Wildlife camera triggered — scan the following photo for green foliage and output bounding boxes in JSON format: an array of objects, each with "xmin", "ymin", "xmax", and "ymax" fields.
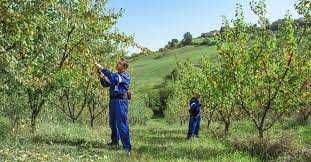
[
  {"xmin": 0, "ymin": 79, "xmax": 27, "ymax": 131},
  {"xmin": 165, "ymin": 80, "xmax": 189, "ymax": 124},
  {"xmin": 165, "ymin": 57, "xmax": 237, "ymax": 134},
  {"xmin": 295, "ymin": 0, "xmax": 311, "ymax": 20},
  {"xmin": 165, "ymin": 38, "xmax": 179, "ymax": 49},
  {"xmin": 165, "ymin": 0, "xmax": 310, "ymax": 138},
  {"xmin": 215, "ymin": 0, "xmax": 310, "ymax": 138},
  {"xmin": 182, "ymin": 32, "xmax": 193, "ymax": 46},
  {"xmin": 0, "ymin": 1, "xmax": 309, "ymax": 161},
  {"xmin": 129, "ymin": 96, "xmax": 153, "ymax": 125},
  {"xmin": 171, "ymin": 38, "xmax": 179, "ymax": 45},
  {"xmin": 0, "ymin": 0, "xmax": 133, "ymax": 132},
  {"xmin": 200, "ymin": 37, "xmax": 217, "ymax": 46},
  {"xmin": 144, "ymin": 90, "xmax": 161, "ymax": 111},
  {"xmin": 143, "ymin": 82, "xmax": 172, "ymax": 117}
]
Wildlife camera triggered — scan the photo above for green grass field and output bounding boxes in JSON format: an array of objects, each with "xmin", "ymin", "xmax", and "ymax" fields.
[
  {"xmin": 131, "ymin": 45, "xmax": 217, "ymax": 92},
  {"xmin": 1, "ymin": 118, "xmax": 309, "ymax": 161},
  {"xmin": 1, "ymin": 119, "xmax": 262, "ymax": 162}
]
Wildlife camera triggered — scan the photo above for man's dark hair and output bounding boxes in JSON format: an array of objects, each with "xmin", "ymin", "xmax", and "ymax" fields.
[{"xmin": 120, "ymin": 58, "xmax": 129, "ymax": 69}]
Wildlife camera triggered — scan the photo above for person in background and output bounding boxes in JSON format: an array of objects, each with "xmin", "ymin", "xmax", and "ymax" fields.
[{"xmin": 187, "ymin": 93, "xmax": 201, "ymax": 139}]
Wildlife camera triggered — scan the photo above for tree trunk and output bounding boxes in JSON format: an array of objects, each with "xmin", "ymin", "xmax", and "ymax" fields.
[
  {"xmin": 71, "ymin": 117, "xmax": 76, "ymax": 124},
  {"xmin": 31, "ymin": 111, "xmax": 37, "ymax": 133},
  {"xmin": 12, "ymin": 116, "xmax": 20, "ymax": 133},
  {"xmin": 258, "ymin": 127, "xmax": 264, "ymax": 139},
  {"xmin": 207, "ymin": 118, "xmax": 212, "ymax": 129},
  {"xmin": 27, "ymin": 89, "xmax": 45, "ymax": 133},
  {"xmin": 207, "ymin": 109, "xmax": 215, "ymax": 129},
  {"xmin": 224, "ymin": 121, "xmax": 230, "ymax": 136},
  {"xmin": 180, "ymin": 116, "xmax": 183, "ymax": 126},
  {"xmin": 90, "ymin": 117, "xmax": 95, "ymax": 128}
]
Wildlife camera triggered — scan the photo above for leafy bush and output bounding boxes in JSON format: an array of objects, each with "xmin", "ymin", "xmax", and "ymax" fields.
[
  {"xmin": 200, "ymin": 38, "xmax": 217, "ymax": 46},
  {"xmin": 182, "ymin": 32, "xmax": 193, "ymax": 46},
  {"xmin": 129, "ymin": 96, "xmax": 153, "ymax": 125},
  {"xmin": 165, "ymin": 82, "xmax": 189, "ymax": 124},
  {"xmin": 144, "ymin": 89, "xmax": 161, "ymax": 115},
  {"xmin": 229, "ymin": 132, "xmax": 302, "ymax": 160},
  {"xmin": 144, "ymin": 86, "xmax": 172, "ymax": 118}
]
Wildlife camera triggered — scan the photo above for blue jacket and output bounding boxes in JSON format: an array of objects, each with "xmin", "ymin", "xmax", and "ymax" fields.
[
  {"xmin": 189, "ymin": 97, "xmax": 201, "ymax": 116},
  {"xmin": 100, "ymin": 69, "xmax": 131, "ymax": 99}
]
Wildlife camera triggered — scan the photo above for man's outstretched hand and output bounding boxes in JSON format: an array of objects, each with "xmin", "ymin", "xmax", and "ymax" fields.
[
  {"xmin": 94, "ymin": 62, "xmax": 104, "ymax": 79},
  {"xmin": 94, "ymin": 62, "xmax": 103, "ymax": 70}
]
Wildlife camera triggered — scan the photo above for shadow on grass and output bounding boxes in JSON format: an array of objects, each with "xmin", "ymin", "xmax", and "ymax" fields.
[
  {"xmin": 137, "ymin": 135, "xmax": 186, "ymax": 145},
  {"xmin": 134, "ymin": 128, "xmax": 186, "ymax": 137},
  {"xmin": 133, "ymin": 127, "xmax": 232, "ymax": 160},
  {"xmin": 135, "ymin": 144, "xmax": 231, "ymax": 160},
  {"xmin": 134, "ymin": 127, "xmax": 188, "ymax": 145},
  {"xmin": 28, "ymin": 123, "xmax": 232, "ymax": 161},
  {"xmin": 31, "ymin": 135, "xmax": 112, "ymax": 150}
]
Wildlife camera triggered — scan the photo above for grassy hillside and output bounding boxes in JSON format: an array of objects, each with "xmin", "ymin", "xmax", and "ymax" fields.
[{"xmin": 130, "ymin": 45, "xmax": 217, "ymax": 92}]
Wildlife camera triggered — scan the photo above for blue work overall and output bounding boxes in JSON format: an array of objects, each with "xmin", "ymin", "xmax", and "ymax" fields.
[
  {"xmin": 100, "ymin": 69, "xmax": 131, "ymax": 151},
  {"xmin": 187, "ymin": 98, "xmax": 201, "ymax": 138}
]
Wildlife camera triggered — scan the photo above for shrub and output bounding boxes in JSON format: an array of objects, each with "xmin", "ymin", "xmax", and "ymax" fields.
[
  {"xmin": 129, "ymin": 96, "xmax": 153, "ymax": 125},
  {"xmin": 182, "ymin": 32, "xmax": 193, "ymax": 46},
  {"xmin": 200, "ymin": 38, "xmax": 217, "ymax": 46},
  {"xmin": 229, "ymin": 132, "xmax": 304, "ymax": 161}
]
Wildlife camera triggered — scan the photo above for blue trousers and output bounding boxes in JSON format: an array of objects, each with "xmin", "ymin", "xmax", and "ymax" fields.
[
  {"xmin": 187, "ymin": 115, "xmax": 201, "ymax": 137},
  {"xmin": 109, "ymin": 99, "xmax": 131, "ymax": 151}
]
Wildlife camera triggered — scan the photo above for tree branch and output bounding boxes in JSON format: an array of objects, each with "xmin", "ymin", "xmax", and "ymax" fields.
[{"xmin": 59, "ymin": 26, "xmax": 75, "ymax": 68}]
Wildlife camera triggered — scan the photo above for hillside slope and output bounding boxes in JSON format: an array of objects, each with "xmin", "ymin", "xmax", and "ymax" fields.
[{"xmin": 130, "ymin": 45, "xmax": 217, "ymax": 92}]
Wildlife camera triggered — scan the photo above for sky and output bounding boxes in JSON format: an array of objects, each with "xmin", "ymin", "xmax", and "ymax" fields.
[{"xmin": 106, "ymin": 0, "xmax": 300, "ymax": 53}]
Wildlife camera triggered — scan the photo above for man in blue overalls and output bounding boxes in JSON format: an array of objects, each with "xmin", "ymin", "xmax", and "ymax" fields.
[
  {"xmin": 187, "ymin": 93, "xmax": 201, "ymax": 139},
  {"xmin": 96, "ymin": 59, "xmax": 131, "ymax": 154}
]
